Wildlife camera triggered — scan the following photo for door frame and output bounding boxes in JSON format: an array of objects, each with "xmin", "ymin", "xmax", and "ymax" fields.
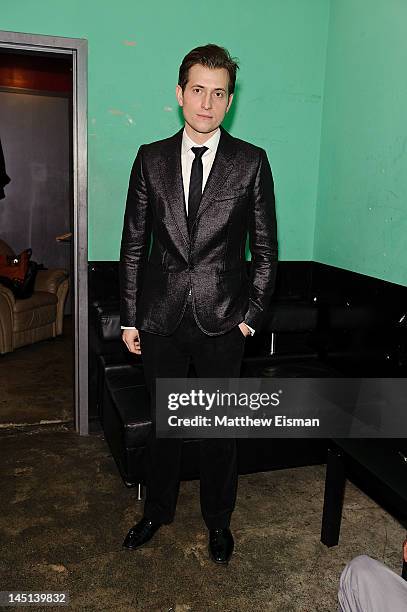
[{"xmin": 0, "ymin": 31, "xmax": 89, "ymax": 434}]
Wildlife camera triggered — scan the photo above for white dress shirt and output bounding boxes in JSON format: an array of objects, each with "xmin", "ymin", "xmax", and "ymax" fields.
[
  {"xmin": 122, "ymin": 126, "xmax": 254, "ymax": 335},
  {"xmin": 181, "ymin": 126, "xmax": 221, "ymax": 209}
]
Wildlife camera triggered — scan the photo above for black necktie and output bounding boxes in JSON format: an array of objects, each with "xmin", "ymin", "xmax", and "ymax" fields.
[{"xmin": 187, "ymin": 146, "xmax": 208, "ymax": 233}]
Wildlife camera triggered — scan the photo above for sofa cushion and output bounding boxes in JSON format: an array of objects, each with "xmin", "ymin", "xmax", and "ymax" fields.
[
  {"xmin": 13, "ymin": 291, "xmax": 57, "ymax": 332},
  {"xmin": 264, "ymin": 301, "xmax": 318, "ymax": 332},
  {"xmin": 92, "ymin": 302, "xmax": 121, "ymax": 342},
  {"xmin": 13, "ymin": 290, "xmax": 57, "ymax": 312},
  {"xmin": 243, "ymin": 357, "xmax": 340, "ymax": 378}
]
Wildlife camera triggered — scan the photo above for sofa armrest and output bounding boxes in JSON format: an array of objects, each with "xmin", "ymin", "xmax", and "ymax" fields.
[
  {"xmin": 0, "ymin": 283, "xmax": 15, "ymax": 308},
  {"xmin": 35, "ymin": 269, "xmax": 68, "ymax": 294},
  {"xmin": 0, "ymin": 285, "xmax": 15, "ymax": 354}
]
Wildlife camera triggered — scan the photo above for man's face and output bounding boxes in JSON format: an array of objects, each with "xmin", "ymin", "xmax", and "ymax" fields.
[{"xmin": 176, "ymin": 64, "xmax": 233, "ymax": 142}]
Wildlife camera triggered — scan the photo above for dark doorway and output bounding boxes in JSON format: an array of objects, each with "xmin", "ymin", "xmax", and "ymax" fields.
[
  {"xmin": 0, "ymin": 49, "xmax": 74, "ymax": 429},
  {"xmin": 0, "ymin": 31, "xmax": 88, "ymax": 436}
]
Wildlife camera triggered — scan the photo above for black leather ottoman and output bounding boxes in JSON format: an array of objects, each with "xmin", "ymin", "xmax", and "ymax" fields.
[
  {"xmin": 101, "ymin": 353, "xmax": 330, "ymax": 489},
  {"xmin": 100, "ymin": 355, "xmax": 149, "ymax": 487}
]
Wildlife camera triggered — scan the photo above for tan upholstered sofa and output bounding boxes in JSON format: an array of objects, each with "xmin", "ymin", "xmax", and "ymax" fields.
[{"xmin": 0, "ymin": 239, "xmax": 69, "ymax": 354}]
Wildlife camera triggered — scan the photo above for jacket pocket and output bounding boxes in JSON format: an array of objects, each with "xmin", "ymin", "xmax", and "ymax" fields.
[{"xmin": 215, "ymin": 187, "xmax": 249, "ymax": 202}]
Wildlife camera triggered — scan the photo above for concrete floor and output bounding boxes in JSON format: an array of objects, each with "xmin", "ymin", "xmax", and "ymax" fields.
[
  {"xmin": 0, "ymin": 317, "xmax": 73, "ymax": 428},
  {"xmin": 1, "ymin": 426, "xmax": 405, "ymax": 611}
]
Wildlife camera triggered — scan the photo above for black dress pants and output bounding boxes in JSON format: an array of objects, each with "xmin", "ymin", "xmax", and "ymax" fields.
[{"xmin": 139, "ymin": 296, "xmax": 246, "ymax": 529}]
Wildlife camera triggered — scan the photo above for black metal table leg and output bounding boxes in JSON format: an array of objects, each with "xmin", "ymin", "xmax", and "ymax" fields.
[{"xmin": 321, "ymin": 445, "xmax": 346, "ymax": 547}]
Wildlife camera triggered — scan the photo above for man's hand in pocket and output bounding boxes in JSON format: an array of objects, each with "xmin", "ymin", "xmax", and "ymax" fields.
[{"xmin": 122, "ymin": 328, "xmax": 141, "ymax": 355}]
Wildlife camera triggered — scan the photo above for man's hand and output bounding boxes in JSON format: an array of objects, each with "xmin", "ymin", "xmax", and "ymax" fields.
[
  {"xmin": 122, "ymin": 328, "xmax": 141, "ymax": 355},
  {"xmin": 403, "ymin": 538, "xmax": 407, "ymax": 563},
  {"xmin": 238, "ymin": 322, "xmax": 251, "ymax": 337}
]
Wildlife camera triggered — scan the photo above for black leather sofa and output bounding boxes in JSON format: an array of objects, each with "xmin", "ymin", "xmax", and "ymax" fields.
[{"xmin": 89, "ymin": 261, "xmax": 406, "ymax": 488}]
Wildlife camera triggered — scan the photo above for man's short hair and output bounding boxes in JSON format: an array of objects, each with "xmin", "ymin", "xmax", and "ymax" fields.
[{"xmin": 178, "ymin": 44, "xmax": 239, "ymax": 95}]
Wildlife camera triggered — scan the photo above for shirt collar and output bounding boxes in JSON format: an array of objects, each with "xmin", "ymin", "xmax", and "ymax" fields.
[{"xmin": 182, "ymin": 127, "xmax": 221, "ymax": 155}]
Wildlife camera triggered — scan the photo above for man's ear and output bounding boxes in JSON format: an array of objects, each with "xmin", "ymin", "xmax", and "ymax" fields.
[
  {"xmin": 226, "ymin": 93, "xmax": 234, "ymax": 113},
  {"xmin": 175, "ymin": 84, "xmax": 184, "ymax": 107}
]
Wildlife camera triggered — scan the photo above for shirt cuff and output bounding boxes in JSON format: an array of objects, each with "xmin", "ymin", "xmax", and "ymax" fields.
[
  {"xmin": 121, "ymin": 326, "xmax": 136, "ymax": 329},
  {"xmin": 244, "ymin": 322, "xmax": 255, "ymax": 336}
]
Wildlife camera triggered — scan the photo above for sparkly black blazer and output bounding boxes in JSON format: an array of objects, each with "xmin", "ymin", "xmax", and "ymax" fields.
[{"xmin": 120, "ymin": 125, "xmax": 278, "ymax": 336}]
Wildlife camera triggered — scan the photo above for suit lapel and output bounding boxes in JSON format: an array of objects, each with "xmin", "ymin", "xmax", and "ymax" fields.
[
  {"xmin": 191, "ymin": 126, "xmax": 236, "ymax": 230},
  {"xmin": 159, "ymin": 125, "xmax": 237, "ymax": 254},
  {"xmin": 159, "ymin": 128, "xmax": 190, "ymax": 253}
]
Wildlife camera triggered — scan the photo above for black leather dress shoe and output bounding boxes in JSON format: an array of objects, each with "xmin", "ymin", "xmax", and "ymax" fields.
[
  {"xmin": 208, "ymin": 528, "xmax": 234, "ymax": 565},
  {"xmin": 122, "ymin": 517, "xmax": 161, "ymax": 550}
]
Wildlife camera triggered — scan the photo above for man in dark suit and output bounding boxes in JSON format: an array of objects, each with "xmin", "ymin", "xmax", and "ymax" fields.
[{"xmin": 120, "ymin": 44, "xmax": 278, "ymax": 564}]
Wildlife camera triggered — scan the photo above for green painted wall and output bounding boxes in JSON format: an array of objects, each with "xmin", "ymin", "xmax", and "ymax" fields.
[
  {"xmin": 314, "ymin": 0, "xmax": 407, "ymax": 286},
  {"xmin": 2, "ymin": 0, "xmax": 330, "ymax": 261}
]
